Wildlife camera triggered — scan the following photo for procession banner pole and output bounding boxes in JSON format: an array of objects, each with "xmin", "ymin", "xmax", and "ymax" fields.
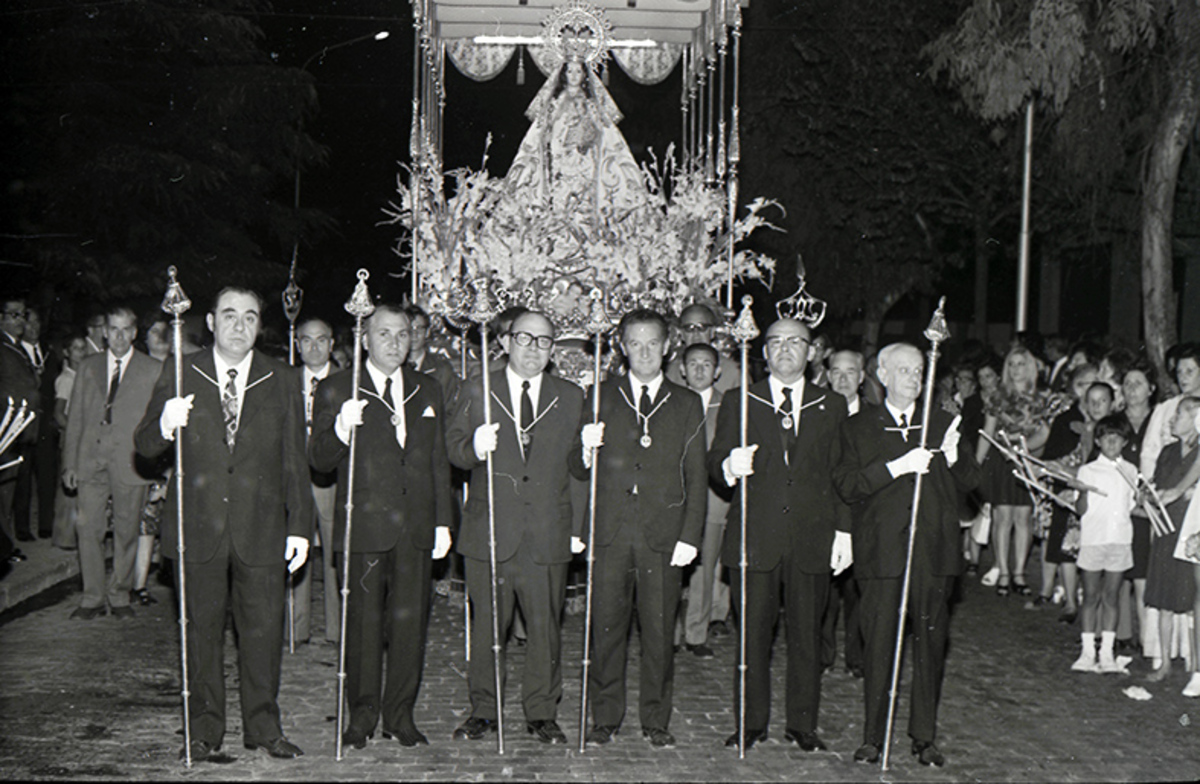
[
  {"xmin": 478, "ymin": 321, "xmax": 506, "ymax": 755},
  {"xmin": 160, "ymin": 266, "xmax": 193, "ymax": 768},
  {"xmin": 578, "ymin": 292, "xmax": 612, "ymax": 753},
  {"xmin": 335, "ymin": 269, "xmax": 375, "ymax": 762},
  {"xmin": 729, "ymin": 295, "xmax": 758, "ymax": 759},
  {"xmin": 282, "ymin": 269, "xmax": 302, "ymax": 655},
  {"xmin": 881, "ymin": 298, "xmax": 950, "ymax": 771}
]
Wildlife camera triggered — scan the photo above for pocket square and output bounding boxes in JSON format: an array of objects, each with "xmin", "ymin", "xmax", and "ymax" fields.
[{"xmin": 422, "ymin": 405, "xmax": 436, "ymax": 418}]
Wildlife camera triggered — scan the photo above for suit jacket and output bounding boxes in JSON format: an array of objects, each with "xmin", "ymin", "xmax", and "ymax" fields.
[
  {"xmin": 411, "ymin": 350, "xmax": 460, "ymax": 410},
  {"xmin": 134, "ymin": 350, "xmax": 312, "ymax": 566},
  {"xmin": 569, "ymin": 375, "xmax": 707, "ymax": 552},
  {"xmin": 0, "ymin": 331, "xmax": 39, "ymax": 444},
  {"xmin": 309, "ymin": 364, "xmax": 452, "ymax": 554},
  {"xmin": 446, "ymin": 369, "xmax": 585, "ymax": 565},
  {"xmin": 62, "ymin": 350, "xmax": 162, "ymax": 486},
  {"xmin": 707, "ymin": 378, "xmax": 850, "ymax": 573},
  {"xmin": 832, "ymin": 403, "xmax": 980, "ymax": 579},
  {"xmin": 297, "ymin": 367, "xmax": 337, "ymax": 488}
]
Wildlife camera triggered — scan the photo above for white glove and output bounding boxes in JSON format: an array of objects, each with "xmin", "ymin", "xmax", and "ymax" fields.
[
  {"xmin": 722, "ymin": 444, "xmax": 759, "ymax": 485},
  {"xmin": 940, "ymin": 414, "xmax": 962, "ymax": 468},
  {"xmin": 334, "ymin": 398, "xmax": 368, "ymax": 445},
  {"xmin": 159, "ymin": 394, "xmax": 194, "ymax": 440},
  {"xmin": 285, "ymin": 536, "xmax": 309, "ymax": 574},
  {"xmin": 581, "ymin": 422, "xmax": 605, "ymax": 469},
  {"xmin": 669, "ymin": 541, "xmax": 698, "ymax": 567},
  {"xmin": 473, "ymin": 422, "xmax": 500, "ymax": 460},
  {"xmin": 887, "ymin": 447, "xmax": 933, "ymax": 478},
  {"xmin": 571, "ymin": 536, "xmax": 587, "ymax": 554},
  {"xmin": 830, "ymin": 530, "xmax": 853, "ymax": 575},
  {"xmin": 432, "ymin": 526, "xmax": 452, "ymax": 559}
]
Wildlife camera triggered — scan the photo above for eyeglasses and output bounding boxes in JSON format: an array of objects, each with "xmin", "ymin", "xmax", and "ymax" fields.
[
  {"xmin": 680, "ymin": 323, "xmax": 713, "ymax": 333},
  {"xmin": 766, "ymin": 336, "xmax": 810, "ymax": 351},
  {"xmin": 511, "ymin": 331, "xmax": 554, "ymax": 350},
  {"xmin": 3, "ymin": 309, "xmax": 26, "ymax": 319}
]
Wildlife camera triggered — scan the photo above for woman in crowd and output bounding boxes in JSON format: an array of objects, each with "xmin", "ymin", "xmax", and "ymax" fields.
[
  {"xmin": 977, "ymin": 345, "xmax": 1061, "ymax": 596},
  {"xmin": 1116, "ymin": 359, "xmax": 1158, "ymax": 658}
]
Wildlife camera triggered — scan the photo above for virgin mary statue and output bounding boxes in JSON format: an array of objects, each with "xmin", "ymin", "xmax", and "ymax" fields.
[{"xmin": 505, "ymin": 56, "xmax": 648, "ymax": 222}]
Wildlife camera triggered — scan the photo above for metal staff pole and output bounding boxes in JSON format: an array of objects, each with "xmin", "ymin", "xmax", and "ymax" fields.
[
  {"xmin": 578, "ymin": 291, "xmax": 612, "ymax": 752},
  {"xmin": 335, "ymin": 269, "xmax": 375, "ymax": 761},
  {"xmin": 729, "ymin": 296, "xmax": 759, "ymax": 759},
  {"xmin": 160, "ymin": 266, "xmax": 194, "ymax": 767},
  {"xmin": 282, "ymin": 271, "xmax": 303, "ymax": 655},
  {"xmin": 474, "ymin": 295, "xmax": 506, "ymax": 755},
  {"xmin": 881, "ymin": 298, "xmax": 950, "ymax": 771}
]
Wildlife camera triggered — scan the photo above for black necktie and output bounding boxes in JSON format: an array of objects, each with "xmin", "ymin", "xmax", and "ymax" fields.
[
  {"xmin": 781, "ymin": 386, "xmax": 796, "ymax": 452},
  {"xmin": 222, "ymin": 368, "xmax": 238, "ymax": 452},
  {"xmin": 899, "ymin": 412, "xmax": 909, "ymax": 442},
  {"xmin": 521, "ymin": 380, "xmax": 534, "ymax": 459},
  {"xmin": 103, "ymin": 358, "xmax": 122, "ymax": 425},
  {"xmin": 639, "ymin": 384, "xmax": 652, "ymax": 417}
]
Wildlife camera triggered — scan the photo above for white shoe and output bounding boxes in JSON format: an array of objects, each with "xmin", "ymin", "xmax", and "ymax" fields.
[
  {"xmin": 1098, "ymin": 654, "xmax": 1123, "ymax": 673},
  {"xmin": 1051, "ymin": 585, "xmax": 1066, "ymax": 605},
  {"xmin": 1071, "ymin": 653, "xmax": 1098, "ymax": 672},
  {"xmin": 1183, "ymin": 673, "xmax": 1200, "ymax": 698},
  {"xmin": 981, "ymin": 566, "xmax": 1000, "ymax": 587}
]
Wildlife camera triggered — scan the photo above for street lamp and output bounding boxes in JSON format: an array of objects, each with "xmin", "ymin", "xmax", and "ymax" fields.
[{"xmin": 301, "ymin": 29, "xmax": 390, "ymax": 72}]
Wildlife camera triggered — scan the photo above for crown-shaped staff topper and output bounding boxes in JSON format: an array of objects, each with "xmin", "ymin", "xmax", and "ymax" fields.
[
  {"xmin": 584, "ymin": 287, "xmax": 614, "ymax": 336},
  {"xmin": 160, "ymin": 265, "xmax": 192, "ymax": 317},
  {"xmin": 282, "ymin": 276, "xmax": 303, "ymax": 325},
  {"xmin": 729, "ymin": 295, "xmax": 760, "ymax": 344},
  {"xmin": 924, "ymin": 297, "xmax": 951, "ymax": 345},
  {"xmin": 344, "ymin": 269, "xmax": 376, "ymax": 321},
  {"xmin": 774, "ymin": 257, "xmax": 826, "ymax": 328},
  {"xmin": 468, "ymin": 275, "xmax": 503, "ymax": 327}
]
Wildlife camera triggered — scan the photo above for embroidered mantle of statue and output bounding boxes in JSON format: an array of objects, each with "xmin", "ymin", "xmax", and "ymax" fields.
[{"xmin": 506, "ymin": 58, "xmax": 647, "ymax": 223}]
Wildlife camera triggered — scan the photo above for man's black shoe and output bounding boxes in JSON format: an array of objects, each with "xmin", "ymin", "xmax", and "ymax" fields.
[
  {"xmin": 15, "ymin": 530, "xmax": 33, "ymax": 542},
  {"xmin": 848, "ymin": 664, "xmax": 865, "ymax": 679},
  {"xmin": 642, "ymin": 727, "xmax": 675, "ymax": 748},
  {"xmin": 131, "ymin": 588, "xmax": 158, "ymax": 606},
  {"xmin": 686, "ymin": 643, "xmax": 715, "ymax": 658},
  {"xmin": 70, "ymin": 605, "xmax": 105, "ymax": 620},
  {"xmin": 709, "ymin": 620, "xmax": 730, "ymax": 637},
  {"xmin": 854, "ymin": 743, "xmax": 881, "ymax": 763},
  {"xmin": 912, "ymin": 740, "xmax": 945, "ymax": 767},
  {"xmin": 585, "ymin": 724, "xmax": 619, "ymax": 745},
  {"xmin": 724, "ymin": 728, "xmax": 767, "ymax": 750},
  {"xmin": 784, "ymin": 728, "xmax": 827, "ymax": 751},
  {"xmin": 178, "ymin": 738, "xmax": 219, "ymax": 763},
  {"xmin": 453, "ymin": 717, "xmax": 498, "ymax": 740},
  {"xmin": 244, "ymin": 736, "xmax": 303, "ymax": 759},
  {"xmin": 526, "ymin": 719, "xmax": 567, "ymax": 744},
  {"xmin": 382, "ymin": 724, "xmax": 429, "ymax": 747},
  {"xmin": 342, "ymin": 727, "xmax": 371, "ymax": 750}
]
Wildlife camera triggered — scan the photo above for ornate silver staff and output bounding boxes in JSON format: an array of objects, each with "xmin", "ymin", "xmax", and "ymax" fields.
[
  {"xmin": 161, "ymin": 266, "xmax": 194, "ymax": 767},
  {"xmin": 577, "ymin": 290, "xmax": 612, "ymax": 753},
  {"xmin": 729, "ymin": 295, "xmax": 758, "ymax": 759},
  {"xmin": 881, "ymin": 298, "xmax": 949, "ymax": 771},
  {"xmin": 0, "ymin": 397, "xmax": 35, "ymax": 467},
  {"xmin": 282, "ymin": 270, "xmax": 303, "ymax": 655},
  {"xmin": 335, "ymin": 269, "xmax": 375, "ymax": 762},
  {"xmin": 469, "ymin": 277, "xmax": 506, "ymax": 755}
]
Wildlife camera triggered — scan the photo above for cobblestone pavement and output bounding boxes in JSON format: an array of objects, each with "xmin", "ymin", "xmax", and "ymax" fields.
[{"xmin": 1, "ymin": 559, "xmax": 1198, "ymax": 782}]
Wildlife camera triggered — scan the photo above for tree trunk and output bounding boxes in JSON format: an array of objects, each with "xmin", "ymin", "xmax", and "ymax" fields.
[
  {"xmin": 1142, "ymin": 0, "xmax": 1200, "ymax": 386},
  {"xmin": 861, "ymin": 290, "xmax": 903, "ymax": 357},
  {"xmin": 973, "ymin": 209, "xmax": 989, "ymax": 341}
]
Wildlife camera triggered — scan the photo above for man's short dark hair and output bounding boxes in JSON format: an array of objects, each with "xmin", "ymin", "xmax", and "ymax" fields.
[
  {"xmin": 682, "ymin": 342, "xmax": 719, "ymax": 366},
  {"xmin": 106, "ymin": 304, "xmax": 138, "ymax": 323},
  {"xmin": 365, "ymin": 304, "xmax": 409, "ymax": 328},
  {"xmin": 210, "ymin": 286, "xmax": 265, "ymax": 314},
  {"xmin": 618, "ymin": 308, "xmax": 668, "ymax": 342},
  {"xmin": 1085, "ymin": 381, "xmax": 1114, "ymax": 401}
]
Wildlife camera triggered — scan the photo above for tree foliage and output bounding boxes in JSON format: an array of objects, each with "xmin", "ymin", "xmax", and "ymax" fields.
[{"xmin": 3, "ymin": 0, "xmax": 330, "ymax": 307}]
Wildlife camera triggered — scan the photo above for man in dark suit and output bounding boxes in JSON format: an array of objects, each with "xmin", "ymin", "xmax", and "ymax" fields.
[
  {"xmin": 62, "ymin": 305, "xmax": 161, "ymax": 619},
  {"xmin": 310, "ymin": 304, "xmax": 453, "ymax": 749},
  {"xmin": 0, "ymin": 298, "xmax": 39, "ymax": 561},
  {"xmin": 135, "ymin": 287, "xmax": 312, "ymax": 763},
  {"xmin": 446, "ymin": 310, "xmax": 585, "ymax": 745},
  {"xmin": 832, "ymin": 342, "xmax": 978, "ymax": 767},
  {"xmin": 291, "ymin": 317, "xmax": 340, "ymax": 645},
  {"xmin": 709, "ymin": 317, "xmax": 851, "ymax": 752},
  {"xmin": 570, "ymin": 309, "xmax": 705, "ymax": 748}
]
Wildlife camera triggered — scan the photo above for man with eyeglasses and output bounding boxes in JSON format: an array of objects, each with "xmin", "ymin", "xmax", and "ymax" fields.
[
  {"xmin": 310, "ymin": 304, "xmax": 453, "ymax": 750},
  {"xmin": 570, "ymin": 308, "xmax": 706, "ymax": 749},
  {"xmin": 0, "ymin": 298, "xmax": 40, "ymax": 557},
  {"xmin": 831, "ymin": 342, "xmax": 976, "ymax": 767},
  {"xmin": 709, "ymin": 317, "xmax": 851, "ymax": 752},
  {"xmin": 446, "ymin": 311, "xmax": 585, "ymax": 745},
  {"xmin": 666, "ymin": 303, "xmax": 740, "ymax": 395}
]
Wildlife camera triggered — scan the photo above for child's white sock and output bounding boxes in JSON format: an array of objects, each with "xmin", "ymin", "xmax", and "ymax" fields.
[
  {"xmin": 1100, "ymin": 631, "xmax": 1116, "ymax": 657},
  {"xmin": 1072, "ymin": 633, "xmax": 1097, "ymax": 671}
]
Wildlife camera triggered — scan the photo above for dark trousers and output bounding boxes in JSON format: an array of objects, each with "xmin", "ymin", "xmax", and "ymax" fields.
[
  {"xmin": 858, "ymin": 572, "xmax": 953, "ymax": 745},
  {"xmin": 590, "ymin": 523, "xmax": 682, "ymax": 731},
  {"xmin": 34, "ymin": 424, "xmax": 58, "ymax": 537},
  {"xmin": 730, "ymin": 560, "xmax": 829, "ymax": 733},
  {"xmin": 465, "ymin": 548, "xmax": 566, "ymax": 721},
  {"xmin": 11, "ymin": 444, "xmax": 34, "ymax": 537},
  {"xmin": 344, "ymin": 546, "xmax": 432, "ymax": 734},
  {"xmin": 181, "ymin": 536, "xmax": 287, "ymax": 747},
  {"xmin": 821, "ymin": 566, "xmax": 863, "ymax": 670}
]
